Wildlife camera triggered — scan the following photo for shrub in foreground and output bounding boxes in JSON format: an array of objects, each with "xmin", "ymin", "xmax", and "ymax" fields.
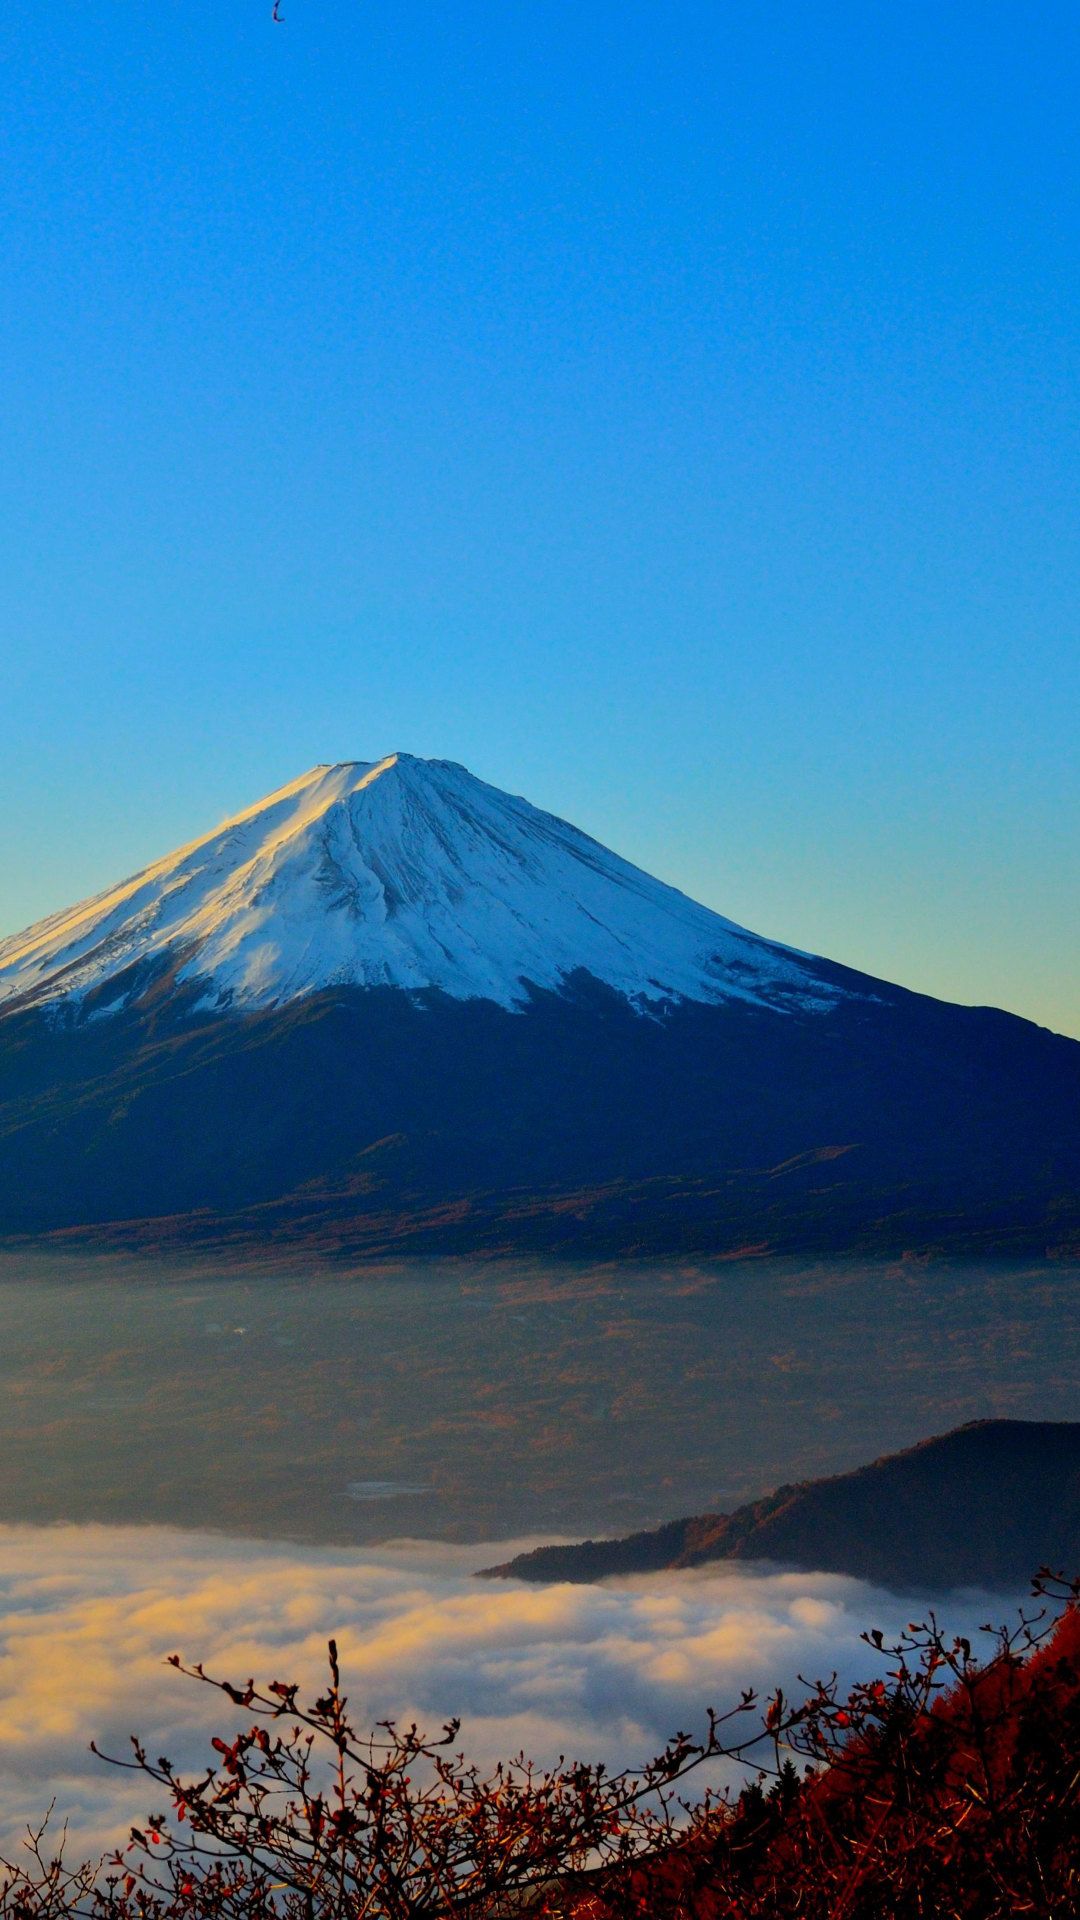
[{"xmin": 2, "ymin": 1574, "xmax": 1078, "ymax": 1919}]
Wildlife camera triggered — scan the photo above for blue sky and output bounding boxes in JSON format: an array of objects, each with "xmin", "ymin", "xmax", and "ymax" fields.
[{"xmin": 0, "ymin": 1, "xmax": 1077, "ymax": 1035}]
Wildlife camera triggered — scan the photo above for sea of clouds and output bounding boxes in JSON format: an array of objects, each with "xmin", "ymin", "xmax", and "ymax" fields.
[{"xmin": 0, "ymin": 1524, "xmax": 1023, "ymax": 1866}]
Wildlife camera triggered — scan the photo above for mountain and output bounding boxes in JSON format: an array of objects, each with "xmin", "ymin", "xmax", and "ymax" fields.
[
  {"xmin": 0, "ymin": 754, "xmax": 1077, "ymax": 1256},
  {"xmin": 0, "ymin": 756, "xmax": 845, "ymax": 1018},
  {"xmin": 481, "ymin": 1421, "xmax": 1080, "ymax": 1591}
]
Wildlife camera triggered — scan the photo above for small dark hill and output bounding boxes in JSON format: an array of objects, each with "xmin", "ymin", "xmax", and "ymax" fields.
[{"xmin": 481, "ymin": 1420, "xmax": 1080, "ymax": 1591}]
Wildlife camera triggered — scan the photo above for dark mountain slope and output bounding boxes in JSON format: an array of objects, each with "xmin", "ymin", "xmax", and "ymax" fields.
[
  {"xmin": 0, "ymin": 959, "xmax": 1077, "ymax": 1254},
  {"xmin": 0, "ymin": 756, "xmax": 1076, "ymax": 1258},
  {"xmin": 482, "ymin": 1421, "xmax": 1080, "ymax": 1591}
]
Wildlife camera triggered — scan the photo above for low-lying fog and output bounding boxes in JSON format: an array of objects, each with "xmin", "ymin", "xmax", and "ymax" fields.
[
  {"xmin": 0, "ymin": 1523, "xmax": 1027, "ymax": 1858},
  {"xmin": 0, "ymin": 1253, "xmax": 1076, "ymax": 1543},
  {"xmin": 0, "ymin": 1252, "xmax": 1074, "ymax": 1857}
]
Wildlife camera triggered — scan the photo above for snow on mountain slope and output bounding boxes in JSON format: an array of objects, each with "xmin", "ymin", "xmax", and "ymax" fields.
[{"xmin": 0, "ymin": 755, "xmax": 846, "ymax": 1018}]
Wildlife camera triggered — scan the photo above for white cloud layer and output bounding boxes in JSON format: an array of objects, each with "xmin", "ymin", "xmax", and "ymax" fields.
[{"xmin": 0, "ymin": 1524, "xmax": 1021, "ymax": 1866}]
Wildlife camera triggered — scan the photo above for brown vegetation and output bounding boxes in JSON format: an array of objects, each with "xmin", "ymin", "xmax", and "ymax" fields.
[{"xmin": 2, "ymin": 1576, "xmax": 1078, "ymax": 1918}]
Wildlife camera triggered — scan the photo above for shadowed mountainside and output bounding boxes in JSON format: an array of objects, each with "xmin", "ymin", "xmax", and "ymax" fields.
[
  {"xmin": 1, "ymin": 755, "xmax": 1078, "ymax": 1260},
  {"xmin": 480, "ymin": 1420, "xmax": 1080, "ymax": 1590},
  {"xmin": 1, "ymin": 968, "xmax": 1078, "ymax": 1258}
]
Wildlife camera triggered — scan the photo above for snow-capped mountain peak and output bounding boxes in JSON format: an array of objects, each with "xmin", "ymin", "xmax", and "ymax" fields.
[{"xmin": 0, "ymin": 755, "xmax": 841, "ymax": 1018}]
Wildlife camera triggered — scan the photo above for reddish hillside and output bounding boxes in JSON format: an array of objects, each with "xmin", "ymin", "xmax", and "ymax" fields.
[
  {"xmin": 3, "ymin": 1581, "xmax": 1077, "ymax": 1917},
  {"xmin": 572, "ymin": 1593, "xmax": 1080, "ymax": 1918}
]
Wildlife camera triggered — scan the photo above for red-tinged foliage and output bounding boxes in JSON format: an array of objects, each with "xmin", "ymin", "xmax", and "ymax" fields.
[
  {"xmin": 1, "ymin": 1577, "xmax": 1078, "ymax": 1918},
  {"xmin": 575, "ymin": 1575, "xmax": 1080, "ymax": 1920}
]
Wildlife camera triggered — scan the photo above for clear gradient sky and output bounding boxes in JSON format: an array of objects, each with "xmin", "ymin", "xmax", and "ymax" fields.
[{"xmin": 0, "ymin": 3, "xmax": 1077, "ymax": 1036}]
